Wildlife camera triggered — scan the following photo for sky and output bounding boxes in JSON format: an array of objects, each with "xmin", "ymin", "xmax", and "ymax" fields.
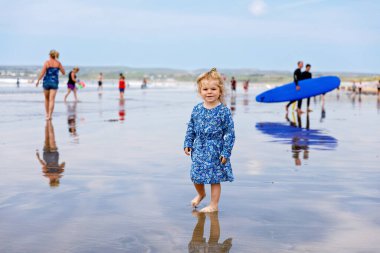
[{"xmin": 0, "ymin": 0, "xmax": 379, "ymax": 73}]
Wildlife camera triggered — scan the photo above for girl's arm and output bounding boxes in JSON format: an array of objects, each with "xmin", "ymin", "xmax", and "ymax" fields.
[
  {"xmin": 221, "ymin": 108, "xmax": 235, "ymax": 159},
  {"xmin": 59, "ymin": 62, "xmax": 66, "ymax": 75},
  {"xmin": 36, "ymin": 62, "xmax": 48, "ymax": 86},
  {"xmin": 184, "ymin": 109, "xmax": 196, "ymax": 151}
]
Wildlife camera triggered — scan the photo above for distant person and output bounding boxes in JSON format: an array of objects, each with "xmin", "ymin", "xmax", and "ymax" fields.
[
  {"xmin": 98, "ymin": 72, "xmax": 103, "ymax": 91},
  {"xmin": 119, "ymin": 73, "xmax": 126, "ymax": 100},
  {"xmin": 64, "ymin": 67, "xmax": 80, "ymax": 102},
  {"xmin": 285, "ymin": 61, "xmax": 303, "ymax": 114},
  {"xmin": 230, "ymin": 76, "xmax": 237, "ymax": 94},
  {"xmin": 184, "ymin": 68, "xmax": 235, "ymax": 213},
  {"xmin": 352, "ymin": 81, "xmax": 357, "ymax": 93},
  {"xmin": 358, "ymin": 81, "xmax": 363, "ymax": 95},
  {"xmin": 16, "ymin": 77, "xmax": 20, "ymax": 88},
  {"xmin": 320, "ymin": 104, "xmax": 326, "ymax": 123},
  {"xmin": 377, "ymin": 80, "xmax": 380, "ymax": 95},
  {"xmin": 141, "ymin": 77, "xmax": 147, "ymax": 89},
  {"xmin": 36, "ymin": 120, "xmax": 65, "ymax": 187},
  {"xmin": 36, "ymin": 49, "xmax": 65, "ymax": 120},
  {"xmin": 243, "ymin": 80, "xmax": 249, "ymax": 92},
  {"xmin": 301, "ymin": 64, "xmax": 312, "ymax": 112}
]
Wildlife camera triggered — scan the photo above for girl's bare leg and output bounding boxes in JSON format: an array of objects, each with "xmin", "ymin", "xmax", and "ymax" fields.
[
  {"xmin": 73, "ymin": 89, "xmax": 78, "ymax": 101},
  {"xmin": 200, "ymin": 183, "xmax": 220, "ymax": 212},
  {"xmin": 47, "ymin": 90, "xmax": 58, "ymax": 120},
  {"xmin": 44, "ymin": 90, "xmax": 50, "ymax": 119},
  {"xmin": 192, "ymin": 183, "xmax": 206, "ymax": 208},
  {"xmin": 64, "ymin": 89, "xmax": 71, "ymax": 102}
]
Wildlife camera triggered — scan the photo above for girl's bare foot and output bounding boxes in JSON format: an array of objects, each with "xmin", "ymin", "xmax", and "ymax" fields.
[
  {"xmin": 191, "ymin": 194, "xmax": 206, "ymax": 208},
  {"xmin": 199, "ymin": 205, "xmax": 218, "ymax": 213}
]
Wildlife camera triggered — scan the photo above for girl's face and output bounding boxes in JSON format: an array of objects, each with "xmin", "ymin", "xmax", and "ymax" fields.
[{"xmin": 200, "ymin": 80, "xmax": 221, "ymax": 104}]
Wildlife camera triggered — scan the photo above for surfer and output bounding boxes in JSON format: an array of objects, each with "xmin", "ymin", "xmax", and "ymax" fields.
[
  {"xmin": 301, "ymin": 64, "xmax": 312, "ymax": 112},
  {"xmin": 285, "ymin": 61, "xmax": 303, "ymax": 114}
]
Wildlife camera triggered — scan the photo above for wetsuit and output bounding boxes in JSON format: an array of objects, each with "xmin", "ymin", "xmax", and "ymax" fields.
[
  {"xmin": 286, "ymin": 68, "xmax": 302, "ymax": 109},
  {"xmin": 301, "ymin": 71, "xmax": 312, "ymax": 108}
]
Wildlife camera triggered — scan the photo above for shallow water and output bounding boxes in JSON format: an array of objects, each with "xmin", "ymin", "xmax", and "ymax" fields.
[{"xmin": 0, "ymin": 85, "xmax": 379, "ymax": 253}]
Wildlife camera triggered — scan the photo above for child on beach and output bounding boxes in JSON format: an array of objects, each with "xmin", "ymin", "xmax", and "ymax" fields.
[
  {"xmin": 119, "ymin": 73, "xmax": 126, "ymax": 100},
  {"xmin": 184, "ymin": 68, "xmax": 235, "ymax": 213},
  {"xmin": 64, "ymin": 67, "xmax": 80, "ymax": 102}
]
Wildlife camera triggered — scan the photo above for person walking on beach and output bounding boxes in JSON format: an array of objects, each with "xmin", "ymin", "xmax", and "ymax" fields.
[
  {"xmin": 119, "ymin": 73, "xmax": 126, "ymax": 100},
  {"xmin": 358, "ymin": 81, "xmax": 363, "ymax": 95},
  {"xmin": 243, "ymin": 80, "xmax": 249, "ymax": 92},
  {"xmin": 36, "ymin": 50, "xmax": 65, "ymax": 120},
  {"xmin": 98, "ymin": 72, "xmax": 103, "ymax": 91},
  {"xmin": 184, "ymin": 68, "xmax": 235, "ymax": 213},
  {"xmin": 230, "ymin": 76, "xmax": 237, "ymax": 94},
  {"xmin": 285, "ymin": 61, "xmax": 303, "ymax": 114},
  {"xmin": 377, "ymin": 80, "xmax": 380, "ymax": 96},
  {"xmin": 64, "ymin": 67, "xmax": 80, "ymax": 102},
  {"xmin": 301, "ymin": 64, "xmax": 312, "ymax": 112}
]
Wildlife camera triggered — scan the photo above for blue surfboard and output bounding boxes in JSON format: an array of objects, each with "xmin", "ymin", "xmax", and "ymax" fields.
[{"xmin": 256, "ymin": 76, "xmax": 340, "ymax": 103}]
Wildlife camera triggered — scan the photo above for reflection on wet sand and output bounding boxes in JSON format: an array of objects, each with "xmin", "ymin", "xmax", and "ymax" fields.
[
  {"xmin": 66, "ymin": 102, "xmax": 79, "ymax": 142},
  {"xmin": 230, "ymin": 94, "xmax": 236, "ymax": 116},
  {"xmin": 36, "ymin": 120, "xmax": 65, "ymax": 187},
  {"xmin": 256, "ymin": 112, "xmax": 337, "ymax": 166},
  {"xmin": 189, "ymin": 211, "xmax": 232, "ymax": 253},
  {"xmin": 119, "ymin": 99, "xmax": 126, "ymax": 121}
]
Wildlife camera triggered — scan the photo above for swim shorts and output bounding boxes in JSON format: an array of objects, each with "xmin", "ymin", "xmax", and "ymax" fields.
[
  {"xmin": 43, "ymin": 82, "xmax": 58, "ymax": 90},
  {"xmin": 119, "ymin": 88, "xmax": 125, "ymax": 92},
  {"xmin": 67, "ymin": 83, "xmax": 75, "ymax": 90}
]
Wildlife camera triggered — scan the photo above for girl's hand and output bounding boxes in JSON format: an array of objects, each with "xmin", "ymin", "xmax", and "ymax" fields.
[
  {"xmin": 184, "ymin": 147, "xmax": 192, "ymax": 156},
  {"xmin": 36, "ymin": 80, "xmax": 40, "ymax": 87},
  {"xmin": 220, "ymin": 156, "xmax": 227, "ymax": 164}
]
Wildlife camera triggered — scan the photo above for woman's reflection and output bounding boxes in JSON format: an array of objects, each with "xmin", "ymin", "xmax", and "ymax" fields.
[
  {"xmin": 36, "ymin": 120, "xmax": 65, "ymax": 187},
  {"xmin": 66, "ymin": 102, "xmax": 78, "ymax": 141},
  {"xmin": 189, "ymin": 211, "xmax": 232, "ymax": 253}
]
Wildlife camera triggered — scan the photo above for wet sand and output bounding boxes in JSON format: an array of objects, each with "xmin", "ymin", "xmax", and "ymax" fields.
[{"xmin": 0, "ymin": 85, "xmax": 380, "ymax": 252}]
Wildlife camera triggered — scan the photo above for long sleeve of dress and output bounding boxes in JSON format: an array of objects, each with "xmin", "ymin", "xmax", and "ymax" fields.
[
  {"xmin": 221, "ymin": 109, "xmax": 235, "ymax": 159},
  {"xmin": 184, "ymin": 109, "xmax": 196, "ymax": 149}
]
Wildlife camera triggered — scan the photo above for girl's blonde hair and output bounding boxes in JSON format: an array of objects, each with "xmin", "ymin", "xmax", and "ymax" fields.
[
  {"xmin": 49, "ymin": 49, "xmax": 59, "ymax": 59},
  {"xmin": 196, "ymin": 68, "xmax": 225, "ymax": 104},
  {"xmin": 73, "ymin": 66, "xmax": 79, "ymax": 72}
]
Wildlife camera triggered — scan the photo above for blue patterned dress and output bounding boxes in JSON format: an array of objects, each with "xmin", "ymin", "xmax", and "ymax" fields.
[{"xmin": 184, "ymin": 103, "xmax": 235, "ymax": 184}]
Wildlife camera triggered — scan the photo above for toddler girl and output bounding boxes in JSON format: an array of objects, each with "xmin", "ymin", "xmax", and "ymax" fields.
[{"xmin": 184, "ymin": 68, "xmax": 235, "ymax": 213}]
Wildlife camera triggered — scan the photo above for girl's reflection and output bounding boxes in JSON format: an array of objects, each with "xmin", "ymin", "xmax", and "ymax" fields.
[
  {"xmin": 189, "ymin": 211, "xmax": 232, "ymax": 253},
  {"xmin": 36, "ymin": 120, "xmax": 65, "ymax": 187}
]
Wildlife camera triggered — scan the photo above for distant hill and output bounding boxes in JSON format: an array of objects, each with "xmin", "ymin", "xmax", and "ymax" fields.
[{"xmin": 0, "ymin": 65, "xmax": 379, "ymax": 83}]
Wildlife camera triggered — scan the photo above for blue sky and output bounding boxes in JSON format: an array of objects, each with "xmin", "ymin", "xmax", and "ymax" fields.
[{"xmin": 0, "ymin": 0, "xmax": 379, "ymax": 72}]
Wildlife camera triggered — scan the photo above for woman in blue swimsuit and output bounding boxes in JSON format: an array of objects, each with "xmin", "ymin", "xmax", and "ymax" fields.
[{"xmin": 36, "ymin": 50, "xmax": 65, "ymax": 120}]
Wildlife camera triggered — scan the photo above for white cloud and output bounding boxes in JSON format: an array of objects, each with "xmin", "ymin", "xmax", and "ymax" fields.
[{"xmin": 249, "ymin": 0, "xmax": 267, "ymax": 16}]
